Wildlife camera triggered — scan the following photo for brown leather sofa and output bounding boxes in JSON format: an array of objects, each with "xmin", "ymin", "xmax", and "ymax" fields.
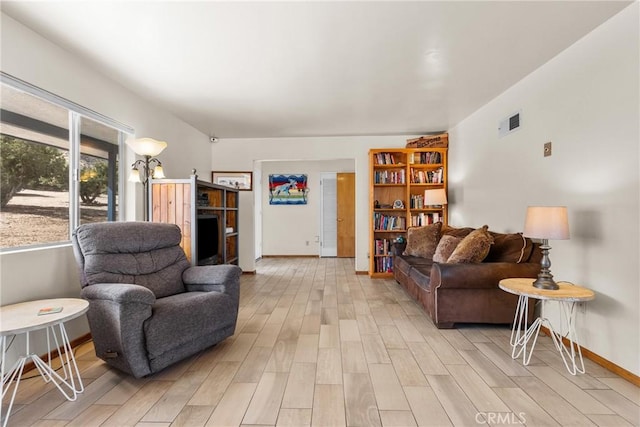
[{"xmin": 394, "ymin": 226, "xmax": 541, "ymax": 328}]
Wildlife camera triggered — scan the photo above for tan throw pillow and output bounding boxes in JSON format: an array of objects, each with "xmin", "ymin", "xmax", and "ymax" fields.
[
  {"xmin": 403, "ymin": 222, "xmax": 442, "ymax": 259},
  {"xmin": 441, "ymin": 225, "xmax": 474, "ymax": 239},
  {"xmin": 433, "ymin": 235, "xmax": 462, "ymax": 263},
  {"xmin": 447, "ymin": 225, "xmax": 494, "ymax": 263}
]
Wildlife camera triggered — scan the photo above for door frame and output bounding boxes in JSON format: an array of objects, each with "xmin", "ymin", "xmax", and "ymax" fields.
[{"xmin": 319, "ymin": 172, "xmax": 337, "ymax": 257}]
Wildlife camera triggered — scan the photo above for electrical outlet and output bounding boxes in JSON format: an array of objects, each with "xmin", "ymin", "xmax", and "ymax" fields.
[
  {"xmin": 305, "ymin": 241, "xmax": 309, "ymax": 246},
  {"xmin": 544, "ymin": 141, "xmax": 552, "ymax": 157}
]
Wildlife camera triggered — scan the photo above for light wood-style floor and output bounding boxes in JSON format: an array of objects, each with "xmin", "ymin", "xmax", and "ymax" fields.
[{"xmin": 5, "ymin": 257, "xmax": 639, "ymax": 426}]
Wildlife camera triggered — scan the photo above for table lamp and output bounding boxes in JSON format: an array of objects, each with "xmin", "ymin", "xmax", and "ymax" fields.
[
  {"xmin": 424, "ymin": 188, "xmax": 447, "ymax": 207},
  {"xmin": 523, "ymin": 206, "xmax": 569, "ymax": 290}
]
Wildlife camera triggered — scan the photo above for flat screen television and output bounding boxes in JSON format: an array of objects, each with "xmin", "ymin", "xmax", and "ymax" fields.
[{"xmin": 197, "ymin": 214, "xmax": 219, "ymax": 265}]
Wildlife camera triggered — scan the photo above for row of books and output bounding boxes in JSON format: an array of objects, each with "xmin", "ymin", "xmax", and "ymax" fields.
[
  {"xmin": 374, "ymin": 256, "xmax": 394, "ymax": 273},
  {"xmin": 373, "ymin": 152, "xmax": 400, "ymax": 165},
  {"xmin": 411, "ymin": 152, "xmax": 442, "ymax": 164},
  {"xmin": 410, "ymin": 212, "xmax": 441, "ymax": 227},
  {"xmin": 373, "ymin": 238, "xmax": 394, "ymax": 256},
  {"xmin": 410, "ymin": 167, "xmax": 444, "ymax": 184},
  {"xmin": 375, "ymin": 151, "xmax": 443, "ymax": 166},
  {"xmin": 373, "ymin": 213, "xmax": 406, "ymax": 231},
  {"xmin": 374, "ymin": 170, "xmax": 405, "ymax": 184},
  {"xmin": 409, "ymin": 194, "xmax": 426, "ymax": 209}
]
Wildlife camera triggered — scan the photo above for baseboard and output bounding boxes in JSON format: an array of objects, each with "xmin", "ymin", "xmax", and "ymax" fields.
[
  {"xmin": 21, "ymin": 332, "xmax": 93, "ymax": 375},
  {"xmin": 261, "ymin": 255, "xmax": 319, "ymax": 258},
  {"xmin": 540, "ymin": 325, "xmax": 639, "ymax": 386},
  {"xmin": 355, "ymin": 270, "xmax": 369, "ymax": 275},
  {"xmin": 242, "ymin": 270, "xmax": 257, "ymax": 275}
]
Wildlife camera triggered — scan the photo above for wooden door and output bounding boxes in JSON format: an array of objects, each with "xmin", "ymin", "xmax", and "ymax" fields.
[{"xmin": 337, "ymin": 172, "xmax": 355, "ymax": 257}]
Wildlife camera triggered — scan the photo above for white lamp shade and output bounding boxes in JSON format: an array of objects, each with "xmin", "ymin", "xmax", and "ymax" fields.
[
  {"xmin": 126, "ymin": 137, "xmax": 168, "ymax": 156},
  {"xmin": 424, "ymin": 188, "xmax": 447, "ymax": 206},
  {"xmin": 152, "ymin": 165, "xmax": 165, "ymax": 179},
  {"xmin": 128, "ymin": 168, "xmax": 141, "ymax": 183},
  {"xmin": 523, "ymin": 206, "xmax": 569, "ymax": 240}
]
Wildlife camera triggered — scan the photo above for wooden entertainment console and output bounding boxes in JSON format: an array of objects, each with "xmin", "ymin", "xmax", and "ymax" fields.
[{"xmin": 149, "ymin": 175, "xmax": 239, "ymax": 266}]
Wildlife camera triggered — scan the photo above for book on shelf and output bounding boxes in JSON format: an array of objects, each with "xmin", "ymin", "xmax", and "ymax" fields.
[
  {"xmin": 430, "ymin": 167, "xmax": 443, "ymax": 183},
  {"xmin": 373, "ymin": 213, "xmax": 406, "ymax": 231},
  {"xmin": 410, "ymin": 167, "xmax": 443, "ymax": 184},
  {"xmin": 410, "ymin": 212, "xmax": 441, "ymax": 227},
  {"xmin": 374, "ymin": 169, "xmax": 405, "ymax": 184},
  {"xmin": 374, "ymin": 152, "xmax": 401, "ymax": 165},
  {"xmin": 410, "ymin": 194, "xmax": 424, "ymax": 209},
  {"xmin": 374, "ymin": 238, "xmax": 394, "ymax": 256},
  {"xmin": 410, "ymin": 151, "xmax": 442, "ymax": 164},
  {"xmin": 375, "ymin": 256, "xmax": 394, "ymax": 273}
]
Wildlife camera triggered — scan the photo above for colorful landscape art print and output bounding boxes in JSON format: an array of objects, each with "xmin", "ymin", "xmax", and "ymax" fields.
[{"xmin": 269, "ymin": 174, "xmax": 308, "ymax": 205}]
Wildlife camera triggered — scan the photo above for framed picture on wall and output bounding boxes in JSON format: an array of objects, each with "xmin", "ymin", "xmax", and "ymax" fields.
[
  {"xmin": 269, "ymin": 174, "xmax": 308, "ymax": 205},
  {"xmin": 212, "ymin": 171, "xmax": 253, "ymax": 191}
]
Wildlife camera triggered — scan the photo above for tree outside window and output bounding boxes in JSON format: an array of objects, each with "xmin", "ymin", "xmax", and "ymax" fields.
[{"xmin": 0, "ymin": 79, "xmax": 125, "ymax": 249}]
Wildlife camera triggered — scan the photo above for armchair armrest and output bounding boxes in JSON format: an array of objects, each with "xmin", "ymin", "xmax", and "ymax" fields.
[
  {"xmin": 183, "ymin": 264, "xmax": 242, "ymax": 301},
  {"xmin": 80, "ymin": 283, "xmax": 155, "ymax": 378},
  {"xmin": 81, "ymin": 283, "xmax": 156, "ymax": 305},
  {"xmin": 430, "ymin": 262, "xmax": 541, "ymax": 290}
]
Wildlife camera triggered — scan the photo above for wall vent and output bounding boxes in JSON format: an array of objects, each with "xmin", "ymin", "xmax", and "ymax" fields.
[{"xmin": 499, "ymin": 110, "xmax": 522, "ymax": 138}]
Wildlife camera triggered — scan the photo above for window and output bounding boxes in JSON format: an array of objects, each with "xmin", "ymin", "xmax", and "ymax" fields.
[
  {"xmin": 78, "ymin": 117, "xmax": 121, "ymax": 226},
  {"xmin": 0, "ymin": 74, "xmax": 133, "ymax": 250}
]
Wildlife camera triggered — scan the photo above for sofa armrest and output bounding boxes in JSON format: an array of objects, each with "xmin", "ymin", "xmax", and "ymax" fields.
[
  {"xmin": 80, "ymin": 283, "xmax": 155, "ymax": 377},
  {"xmin": 183, "ymin": 264, "xmax": 242, "ymax": 301},
  {"xmin": 430, "ymin": 262, "xmax": 541, "ymax": 290}
]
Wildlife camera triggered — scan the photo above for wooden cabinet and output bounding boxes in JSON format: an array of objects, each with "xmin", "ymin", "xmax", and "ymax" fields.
[
  {"xmin": 149, "ymin": 175, "xmax": 239, "ymax": 266},
  {"xmin": 369, "ymin": 147, "xmax": 448, "ymax": 277}
]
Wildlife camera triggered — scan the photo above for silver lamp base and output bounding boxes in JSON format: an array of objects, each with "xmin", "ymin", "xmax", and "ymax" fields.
[
  {"xmin": 532, "ymin": 273, "xmax": 559, "ymax": 290},
  {"xmin": 533, "ymin": 239, "xmax": 559, "ymax": 290}
]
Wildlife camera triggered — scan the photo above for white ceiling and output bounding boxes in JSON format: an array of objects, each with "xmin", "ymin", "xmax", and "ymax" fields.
[{"xmin": 1, "ymin": 1, "xmax": 631, "ymax": 139}]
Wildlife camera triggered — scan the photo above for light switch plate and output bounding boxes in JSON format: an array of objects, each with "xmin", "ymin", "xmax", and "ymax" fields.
[{"xmin": 544, "ymin": 142, "xmax": 552, "ymax": 157}]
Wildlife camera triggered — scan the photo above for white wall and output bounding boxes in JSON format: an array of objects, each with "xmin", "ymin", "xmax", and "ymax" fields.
[
  {"xmin": 260, "ymin": 159, "xmax": 354, "ymax": 256},
  {"xmin": 212, "ymin": 135, "xmax": 420, "ymax": 272},
  {"xmin": 0, "ymin": 13, "xmax": 211, "ymax": 360},
  {"xmin": 448, "ymin": 3, "xmax": 639, "ymax": 375}
]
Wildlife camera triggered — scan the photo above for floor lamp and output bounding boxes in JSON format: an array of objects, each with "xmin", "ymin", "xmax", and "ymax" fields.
[{"xmin": 127, "ymin": 138, "xmax": 167, "ymax": 221}]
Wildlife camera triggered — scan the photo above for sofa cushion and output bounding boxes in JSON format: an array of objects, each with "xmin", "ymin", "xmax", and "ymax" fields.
[
  {"xmin": 441, "ymin": 225, "xmax": 474, "ymax": 238},
  {"xmin": 395, "ymin": 255, "xmax": 432, "ymax": 277},
  {"xmin": 403, "ymin": 222, "xmax": 442, "ymax": 259},
  {"xmin": 485, "ymin": 232, "xmax": 533, "ymax": 263},
  {"xmin": 433, "ymin": 235, "xmax": 462, "ymax": 263},
  {"xmin": 447, "ymin": 225, "xmax": 494, "ymax": 263}
]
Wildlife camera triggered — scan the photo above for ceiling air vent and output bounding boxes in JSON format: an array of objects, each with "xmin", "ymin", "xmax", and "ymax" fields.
[{"xmin": 498, "ymin": 110, "xmax": 522, "ymax": 138}]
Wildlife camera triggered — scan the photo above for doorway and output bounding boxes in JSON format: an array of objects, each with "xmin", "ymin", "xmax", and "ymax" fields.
[{"xmin": 320, "ymin": 172, "xmax": 355, "ymax": 258}]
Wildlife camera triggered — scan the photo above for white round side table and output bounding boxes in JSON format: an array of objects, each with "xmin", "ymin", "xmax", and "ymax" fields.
[
  {"xmin": 499, "ymin": 278, "xmax": 595, "ymax": 375},
  {"xmin": 1, "ymin": 298, "xmax": 89, "ymax": 427}
]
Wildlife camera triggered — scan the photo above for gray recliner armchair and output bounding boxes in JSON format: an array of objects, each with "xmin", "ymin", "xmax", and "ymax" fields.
[{"xmin": 72, "ymin": 221, "xmax": 241, "ymax": 378}]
